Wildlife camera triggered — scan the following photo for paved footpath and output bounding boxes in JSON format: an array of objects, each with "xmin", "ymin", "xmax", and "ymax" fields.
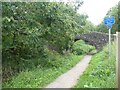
[{"xmin": 45, "ymin": 55, "xmax": 92, "ymax": 88}]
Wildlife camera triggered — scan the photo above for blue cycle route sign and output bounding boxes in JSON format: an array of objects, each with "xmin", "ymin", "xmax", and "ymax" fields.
[{"xmin": 104, "ymin": 16, "xmax": 115, "ymax": 29}]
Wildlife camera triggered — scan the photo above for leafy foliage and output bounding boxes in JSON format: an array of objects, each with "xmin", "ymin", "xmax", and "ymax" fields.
[
  {"xmin": 2, "ymin": 2, "xmax": 90, "ymax": 81},
  {"xmin": 72, "ymin": 40, "xmax": 96, "ymax": 55},
  {"xmin": 83, "ymin": 20, "xmax": 96, "ymax": 33},
  {"xmin": 2, "ymin": 2, "xmax": 87, "ymax": 56}
]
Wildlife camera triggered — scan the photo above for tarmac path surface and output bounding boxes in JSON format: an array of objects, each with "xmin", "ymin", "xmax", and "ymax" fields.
[{"xmin": 45, "ymin": 55, "xmax": 92, "ymax": 88}]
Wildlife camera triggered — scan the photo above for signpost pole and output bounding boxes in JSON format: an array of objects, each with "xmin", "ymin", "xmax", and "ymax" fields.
[
  {"xmin": 104, "ymin": 16, "xmax": 114, "ymax": 58},
  {"xmin": 108, "ymin": 28, "xmax": 111, "ymax": 58}
]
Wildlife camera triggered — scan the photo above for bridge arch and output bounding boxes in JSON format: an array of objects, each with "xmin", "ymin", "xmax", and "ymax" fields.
[{"xmin": 74, "ymin": 32, "xmax": 114, "ymax": 50}]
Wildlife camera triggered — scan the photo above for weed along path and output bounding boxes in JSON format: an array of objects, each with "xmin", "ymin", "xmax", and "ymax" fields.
[{"xmin": 45, "ymin": 55, "xmax": 92, "ymax": 88}]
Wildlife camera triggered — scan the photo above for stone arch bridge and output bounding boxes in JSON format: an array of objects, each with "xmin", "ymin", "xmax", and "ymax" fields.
[{"xmin": 74, "ymin": 32, "xmax": 115, "ymax": 51}]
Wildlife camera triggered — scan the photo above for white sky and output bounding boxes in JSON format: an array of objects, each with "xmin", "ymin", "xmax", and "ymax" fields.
[{"xmin": 77, "ymin": 0, "xmax": 120, "ymax": 25}]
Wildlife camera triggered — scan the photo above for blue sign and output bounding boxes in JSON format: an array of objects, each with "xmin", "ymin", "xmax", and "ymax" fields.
[
  {"xmin": 104, "ymin": 18, "xmax": 109, "ymax": 25},
  {"xmin": 104, "ymin": 16, "xmax": 115, "ymax": 29},
  {"xmin": 110, "ymin": 16, "xmax": 115, "ymax": 24}
]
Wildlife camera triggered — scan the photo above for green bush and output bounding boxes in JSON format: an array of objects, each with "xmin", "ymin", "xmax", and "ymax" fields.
[
  {"xmin": 43, "ymin": 48, "xmax": 63, "ymax": 68},
  {"xmin": 72, "ymin": 40, "xmax": 96, "ymax": 55}
]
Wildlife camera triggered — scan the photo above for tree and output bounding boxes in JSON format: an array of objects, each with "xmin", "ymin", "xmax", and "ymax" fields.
[
  {"xmin": 83, "ymin": 20, "xmax": 96, "ymax": 33},
  {"xmin": 2, "ymin": 2, "xmax": 87, "ymax": 60}
]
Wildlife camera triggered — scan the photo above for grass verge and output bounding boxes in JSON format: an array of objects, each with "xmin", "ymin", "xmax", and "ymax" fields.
[
  {"xmin": 75, "ymin": 42, "xmax": 116, "ymax": 88},
  {"xmin": 3, "ymin": 53, "xmax": 84, "ymax": 88}
]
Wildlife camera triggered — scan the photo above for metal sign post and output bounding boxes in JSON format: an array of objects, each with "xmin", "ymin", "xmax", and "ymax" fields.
[
  {"xmin": 104, "ymin": 16, "xmax": 114, "ymax": 58},
  {"xmin": 108, "ymin": 28, "xmax": 111, "ymax": 57}
]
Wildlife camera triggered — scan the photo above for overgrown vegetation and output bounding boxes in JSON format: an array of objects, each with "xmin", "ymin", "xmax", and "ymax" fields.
[
  {"xmin": 2, "ymin": 2, "xmax": 90, "ymax": 82},
  {"xmin": 72, "ymin": 40, "xmax": 96, "ymax": 55},
  {"xmin": 2, "ymin": 1, "xmax": 98, "ymax": 88},
  {"xmin": 75, "ymin": 41, "xmax": 116, "ymax": 88},
  {"xmin": 3, "ymin": 39, "xmax": 96, "ymax": 88},
  {"xmin": 3, "ymin": 53, "xmax": 84, "ymax": 88}
]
